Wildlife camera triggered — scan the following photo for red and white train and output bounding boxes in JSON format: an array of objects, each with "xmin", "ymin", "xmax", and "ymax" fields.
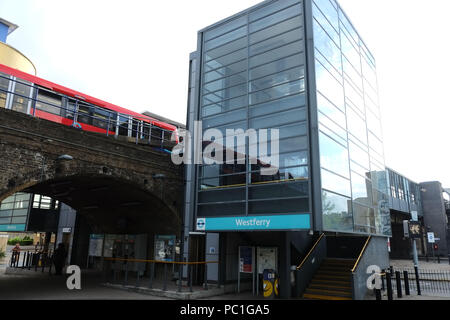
[{"xmin": 0, "ymin": 63, "xmax": 178, "ymax": 147}]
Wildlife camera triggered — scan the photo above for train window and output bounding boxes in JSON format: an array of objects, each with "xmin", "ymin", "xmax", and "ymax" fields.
[
  {"xmin": 142, "ymin": 122, "xmax": 151, "ymax": 140},
  {"xmin": 36, "ymin": 88, "xmax": 62, "ymax": 115},
  {"xmin": 131, "ymin": 119, "xmax": 140, "ymax": 138},
  {"xmin": 77, "ymin": 102, "xmax": 92, "ymax": 125},
  {"xmin": 93, "ymin": 108, "xmax": 115, "ymax": 131},
  {"xmin": 152, "ymin": 126, "xmax": 163, "ymax": 142},
  {"xmin": 11, "ymin": 79, "xmax": 31, "ymax": 114},
  {"xmin": 0, "ymin": 72, "xmax": 10, "ymax": 109},
  {"xmin": 118, "ymin": 115, "xmax": 130, "ymax": 136}
]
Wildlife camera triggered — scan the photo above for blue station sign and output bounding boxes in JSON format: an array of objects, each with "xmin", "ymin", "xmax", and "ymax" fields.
[{"xmin": 196, "ymin": 214, "xmax": 311, "ymax": 232}]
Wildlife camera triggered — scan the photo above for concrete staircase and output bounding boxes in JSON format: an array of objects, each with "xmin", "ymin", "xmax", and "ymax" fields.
[{"xmin": 302, "ymin": 258, "xmax": 355, "ymax": 300}]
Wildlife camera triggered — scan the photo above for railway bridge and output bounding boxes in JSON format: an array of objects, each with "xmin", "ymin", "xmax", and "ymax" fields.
[{"xmin": 0, "ymin": 107, "xmax": 184, "ymax": 249}]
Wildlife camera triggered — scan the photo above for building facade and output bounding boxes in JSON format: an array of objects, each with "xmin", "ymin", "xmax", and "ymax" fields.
[{"xmin": 184, "ymin": 0, "xmax": 391, "ymax": 299}]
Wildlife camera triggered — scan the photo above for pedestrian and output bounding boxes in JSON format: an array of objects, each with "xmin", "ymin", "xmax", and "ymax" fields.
[
  {"xmin": 53, "ymin": 243, "xmax": 67, "ymax": 275},
  {"xmin": 11, "ymin": 242, "xmax": 20, "ymax": 265}
]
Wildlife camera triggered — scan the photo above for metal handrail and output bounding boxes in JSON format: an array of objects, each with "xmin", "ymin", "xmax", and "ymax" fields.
[
  {"xmin": 296, "ymin": 233, "xmax": 325, "ymax": 270},
  {"xmin": 0, "ymin": 79, "xmax": 176, "ymax": 146},
  {"xmin": 351, "ymin": 236, "xmax": 372, "ymax": 273}
]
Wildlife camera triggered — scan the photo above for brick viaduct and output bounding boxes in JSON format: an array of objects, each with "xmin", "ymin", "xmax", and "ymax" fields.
[{"xmin": 0, "ymin": 108, "xmax": 184, "ymax": 236}]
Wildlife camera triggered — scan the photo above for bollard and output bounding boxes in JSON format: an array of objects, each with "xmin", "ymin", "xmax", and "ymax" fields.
[
  {"xmin": 178, "ymin": 263, "xmax": 183, "ymax": 293},
  {"xmin": 189, "ymin": 264, "xmax": 193, "ymax": 293},
  {"xmin": 204, "ymin": 264, "xmax": 208, "ymax": 290},
  {"xmin": 386, "ymin": 272, "xmax": 393, "ymax": 300},
  {"xmin": 395, "ymin": 271, "xmax": 402, "ymax": 298},
  {"xmin": 403, "ymin": 271, "xmax": 410, "ymax": 295},
  {"xmin": 124, "ymin": 262, "xmax": 128, "ymax": 286},
  {"xmin": 148, "ymin": 263, "xmax": 154, "ymax": 289},
  {"xmin": 375, "ymin": 289, "xmax": 382, "ymax": 300},
  {"xmin": 26, "ymin": 252, "xmax": 30, "ymax": 269},
  {"xmin": 437, "ymin": 254, "xmax": 440, "ymax": 264},
  {"xmin": 136, "ymin": 270, "xmax": 140, "ymax": 288},
  {"xmin": 22, "ymin": 251, "xmax": 26, "ymax": 269},
  {"xmin": 163, "ymin": 263, "xmax": 168, "ymax": 291},
  {"xmin": 414, "ymin": 266, "xmax": 421, "ymax": 296}
]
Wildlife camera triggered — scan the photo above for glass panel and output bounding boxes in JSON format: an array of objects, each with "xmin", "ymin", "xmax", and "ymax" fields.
[
  {"xmin": 36, "ymin": 89, "xmax": 62, "ymax": 116},
  {"xmin": 203, "ymin": 109, "xmax": 247, "ymax": 129},
  {"xmin": 313, "ymin": 19, "xmax": 342, "ymax": 73},
  {"xmin": 0, "ymin": 211, "xmax": 12, "ymax": 218},
  {"xmin": 205, "ymin": 36, "xmax": 247, "ymax": 62},
  {"xmin": 319, "ymin": 132, "xmax": 349, "ymax": 178},
  {"xmin": 11, "ymin": 216, "xmax": 27, "ymax": 224},
  {"xmin": 249, "ymin": 4, "xmax": 302, "ymax": 33},
  {"xmin": 249, "ymin": 79, "xmax": 305, "ymax": 105},
  {"xmin": 351, "ymin": 171, "xmax": 372, "ymax": 206},
  {"xmin": 0, "ymin": 202, "xmax": 13, "ymax": 210},
  {"xmin": 203, "ymin": 83, "xmax": 247, "ymax": 105},
  {"xmin": 250, "ymin": 53, "xmax": 305, "ymax": 81},
  {"xmin": 315, "ymin": 60, "xmax": 344, "ymax": 111},
  {"xmin": 249, "ymin": 181, "xmax": 309, "ymax": 200},
  {"xmin": 321, "ymin": 169, "xmax": 351, "ymax": 197},
  {"xmin": 0, "ymin": 217, "xmax": 11, "ymax": 224},
  {"xmin": 250, "ymin": 15, "xmax": 302, "ymax": 45},
  {"xmin": 250, "ymin": 28, "xmax": 302, "ymax": 57},
  {"xmin": 353, "ymin": 203, "xmax": 374, "ymax": 234},
  {"xmin": 248, "ymin": 197, "xmax": 309, "ymax": 215},
  {"xmin": 204, "ymin": 59, "xmax": 247, "ymax": 84},
  {"xmin": 197, "ymin": 202, "xmax": 245, "ymax": 217},
  {"xmin": 12, "ymin": 209, "xmax": 28, "ymax": 217},
  {"xmin": 316, "ymin": 92, "xmax": 346, "ymax": 129},
  {"xmin": 250, "ymin": 66, "xmax": 304, "ymax": 93},
  {"xmin": 322, "ymin": 190, "xmax": 353, "ymax": 232},
  {"xmin": 204, "ymin": 25, "xmax": 247, "ymax": 51},
  {"xmin": 204, "ymin": 48, "xmax": 247, "ymax": 72},
  {"xmin": 349, "ymin": 140, "xmax": 370, "ymax": 170},
  {"xmin": 198, "ymin": 188, "xmax": 245, "ymax": 203},
  {"xmin": 249, "ymin": 40, "xmax": 304, "ymax": 69},
  {"xmin": 202, "ymin": 95, "xmax": 247, "ymax": 116},
  {"xmin": 249, "ymin": 0, "xmax": 300, "ymax": 22},
  {"xmin": 368, "ymin": 132, "xmax": 384, "ymax": 156},
  {"xmin": 313, "ymin": 0, "xmax": 339, "ymax": 31},
  {"xmin": 204, "ymin": 15, "xmax": 247, "ymax": 42},
  {"xmin": 346, "ymin": 105, "xmax": 367, "ymax": 145},
  {"xmin": 340, "ymin": 30, "xmax": 360, "ymax": 71},
  {"xmin": 249, "ymin": 93, "xmax": 306, "ymax": 118},
  {"xmin": 199, "ymin": 163, "xmax": 246, "ymax": 179},
  {"xmin": 318, "ymin": 112, "xmax": 347, "ymax": 146},
  {"xmin": 11, "ymin": 81, "xmax": 31, "ymax": 113},
  {"xmin": 250, "ymin": 108, "xmax": 306, "ymax": 129},
  {"xmin": 199, "ymin": 174, "xmax": 246, "ymax": 190},
  {"xmin": 344, "ymin": 80, "xmax": 364, "ymax": 114},
  {"xmin": 203, "ymin": 71, "xmax": 247, "ymax": 94},
  {"xmin": 0, "ymin": 72, "xmax": 10, "ymax": 109}
]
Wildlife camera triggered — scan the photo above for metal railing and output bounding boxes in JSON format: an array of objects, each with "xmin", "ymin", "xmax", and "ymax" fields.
[
  {"xmin": 351, "ymin": 236, "xmax": 372, "ymax": 273},
  {"xmin": 0, "ymin": 73, "xmax": 176, "ymax": 149},
  {"xmin": 9, "ymin": 250, "xmax": 54, "ymax": 274},
  {"xmin": 377, "ymin": 266, "xmax": 450, "ymax": 299},
  {"xmin": 102, "ymin": 257, "xmax": 220, "ymax": 293}
]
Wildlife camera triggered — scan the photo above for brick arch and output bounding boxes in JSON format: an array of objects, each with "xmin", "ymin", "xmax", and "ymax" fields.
[{"xmin": 0, "ymin": 108, "xmax": 184, "ymax": 233}]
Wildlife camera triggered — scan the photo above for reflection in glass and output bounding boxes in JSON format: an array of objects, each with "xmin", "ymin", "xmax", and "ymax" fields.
[
  {"xmin": 322, "ymin": 190, "xmax": 353, "ymax": 232},
  {"xmin": 319, "ymin": 132, "xmax": 349, "ymax": 178}
]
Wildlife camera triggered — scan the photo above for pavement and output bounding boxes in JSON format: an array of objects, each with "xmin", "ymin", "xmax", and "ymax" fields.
[{"xmin": 1, "ymin": 256, "xmax": 450, "ymax": 300}]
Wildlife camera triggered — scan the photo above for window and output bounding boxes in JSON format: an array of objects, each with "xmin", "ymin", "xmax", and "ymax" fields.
[
  {"xmin": 36, "ymin": 89, "xmax": 62, "ymax": 116},
  {"xmin": 11, "ymin": 80, "xmax": 31, "ymax": 114}
]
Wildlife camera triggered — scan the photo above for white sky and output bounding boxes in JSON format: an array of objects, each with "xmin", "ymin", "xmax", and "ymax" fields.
[{"xmin": 1, "ymin": 0, "xmax": 450, "ymax": 187}]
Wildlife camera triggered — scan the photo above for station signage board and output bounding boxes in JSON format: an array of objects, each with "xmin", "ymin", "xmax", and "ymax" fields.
[{"xmin": 196, "ymin": 214, "xmax": 311, "ymax": 232}]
